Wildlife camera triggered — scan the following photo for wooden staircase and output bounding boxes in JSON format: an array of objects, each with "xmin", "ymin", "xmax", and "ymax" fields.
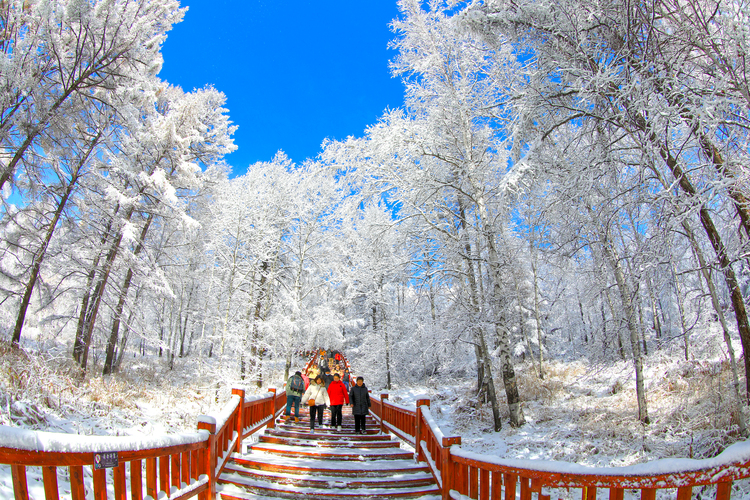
[{"xmin": 217, "ymin": 406, "xmax": 441, "ymax": 499}]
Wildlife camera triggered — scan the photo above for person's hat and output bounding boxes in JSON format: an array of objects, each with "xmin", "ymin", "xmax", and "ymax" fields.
[{"xmin": 295, "ymin": 371, "xmax": 302, "ymax": 376}]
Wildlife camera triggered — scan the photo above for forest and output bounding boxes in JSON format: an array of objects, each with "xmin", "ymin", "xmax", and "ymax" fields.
[{"xmin": 0, "ymin": 0, "xmax": 749, "ymax": 468}]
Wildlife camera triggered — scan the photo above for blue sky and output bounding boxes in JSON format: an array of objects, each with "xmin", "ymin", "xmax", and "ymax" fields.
[{"xmin": 158, "ymin": 1, "xmax": 406, "ymax": 175}]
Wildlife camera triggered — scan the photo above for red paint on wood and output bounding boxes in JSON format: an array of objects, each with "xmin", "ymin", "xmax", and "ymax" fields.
[{"xmin": 42, "ymin": 466, "xmax": 59, "ymax": 500}]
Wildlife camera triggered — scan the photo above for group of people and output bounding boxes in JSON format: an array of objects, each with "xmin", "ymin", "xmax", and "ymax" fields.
[{"xmin": 284, "ymin": 369, "xmax": 371, "ymax": 434}]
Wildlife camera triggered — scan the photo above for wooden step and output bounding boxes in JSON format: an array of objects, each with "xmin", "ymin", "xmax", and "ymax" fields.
[
  {"xmin": 249, "ymin": 442, "xmax": 413, "ymax": 461},
  {"xmin": 276, "ymin": 421, "xmax": 378, "ymax": 433},
  {"xmin": 278, "ymin": 416, "xmax": 376, "ymax": 425},
  {"xmin": 218, "ymin": 398, "xmax": 438, "ymax": 500},
  {"xmin": 222, "ymin": 462, "xmax": 436, "ymax": 489},
  {"xmin": 265, "ymin": 428, "xmax": 390, "ymax": 442},
  {"xmin": 229, "ymin": 454, "xmax": 430, "ymax": 477},
  {"xmin": 217, "ymin": 473, "xmax": 441, "ymax": 499},
  {"xmin": 258, "ymin": 435, "xmax": 401, "ymax": 449}
]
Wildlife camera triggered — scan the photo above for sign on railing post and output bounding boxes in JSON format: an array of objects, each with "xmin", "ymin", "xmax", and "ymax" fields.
[
  {"xmin": 267, "ymin": 388, "xmax": 277, "ymax": 429},
  {"xmin": 415, "ymin": 399, "xmax": 430, "ymax": 463},
  {"xmin": 232, "ymin": 388, "xmax": 246, "ymax": 454},
  {"xmin": 380, "ymin": 394, "xmax": 389, "ymax": 436},
  {"xmin": 441, "ymin": 436, "xmax": 462, "ymax": 500},
  {"xmin": 197, "ymin": 417, "xmax": 217, "ymax": 500}
]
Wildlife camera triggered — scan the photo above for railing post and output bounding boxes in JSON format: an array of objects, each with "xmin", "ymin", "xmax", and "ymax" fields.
[
  {"xmin": 380, "ymin": 393, "xmax": 389, "ymax": 435},
  {"xmin": 232, "ymin": 388, "xmax": 246, "ymax": 454},
  {"xmin": 267, "ymin": 388, "xmax": 277, "ymax": 429},
  {"xmin": 415, "ymin": 399, "xmax": 430, "ymax": 463},
  {"xmin": 441, "ymin": 436, "xmax": 461, "ymax": 500},
  {"xmin": 197, "ymin": 417, "xmax": 217, "ymax": 500}
]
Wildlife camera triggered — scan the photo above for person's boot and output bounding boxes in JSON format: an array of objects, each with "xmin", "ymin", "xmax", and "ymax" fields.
[{"xmin": 294, "ymin": 417, "xmax": 300, "ymax": 422}]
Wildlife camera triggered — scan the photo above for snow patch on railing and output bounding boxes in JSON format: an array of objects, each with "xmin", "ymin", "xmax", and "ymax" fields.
[
  {"xmin": 170, "ymin": 475, "xmax": 209, "ymax": 499},
  {"xmin": 212, "ymin": 395, "xmax": 241, "ymax": 431},
  {"xmin": 244, "ymin": 393, "xmax": 274, "ymax": 404},
  {"xmin": 384, "ymin": 400, "xmax": 416, "ymax": 414},
  {"xmin": 383, "ymin": 420, "xmax": 416, "ymax": 445},
  {"xmin": 420, "ymin": 439, "xmax": 443, "ymax": 488},
  {"xmin": 0, "ymin": 425, "xmax": 209, "ymax": 453},
  {"xmin": 451, "ymin": 440, "xmax": 750, "ymax": 476},
  {"xmin": 243, "ymin": 414, "xmax": 272, "ymax": 434},
  {"xmin": 421, "ymin": 407, "xmax": 445, "ymax": 443},
  {"xmin": 216, "ymin": 431, "xmax": 238, "ymax": 475}
]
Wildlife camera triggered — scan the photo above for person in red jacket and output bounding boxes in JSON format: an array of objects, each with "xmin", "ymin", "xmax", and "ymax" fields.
[{"xmin": 327, "ymin": 373, "xmax": 350, "ymax": 431}]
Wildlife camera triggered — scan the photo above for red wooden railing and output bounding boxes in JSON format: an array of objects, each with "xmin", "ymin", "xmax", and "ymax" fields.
[
  {"xmin": 371, "ymin": 394, "xmax": 750, "ymax": 500},
  {"xmin": 0, "ymin": 387, "xmax": 286, "ymax": 500}
]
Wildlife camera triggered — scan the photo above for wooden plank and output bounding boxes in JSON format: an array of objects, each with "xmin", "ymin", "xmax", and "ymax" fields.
[
  {"xmin": 521, "ymin": 476, "xmax": 531, "ymax": 500},
  {"xmin": 491, "ymin": 470, "xmax": 503, "ymax": 500},
  {"xmin": 146, "ymin": 457, "xmax": 157, "ymax": 500},
  {"xmin": 470, "ymin": 465, "xmax": 479, "ymax": 499},
  {"xmin": 92, "ymin": 466, "xmax": 107, "ymax": 500},
  {"xmin": 69, "ymin": 466, "xmax": 86, "ymax": 500},
  {"xmin": 480, "ymin": 468, "xmax": 490, "ymax": 500},
  {"xmin": 11, "ymin": 465, "xmax": 29, "ymax": 500},
  {"xmin": 131, "ymin": 459, "xmax": 143, "ymax": 500},
  {"xmin": 531, "ymin": 478, "xmax": 542, "ymax": 493},
  {"xmin": 584, "ymin": 486, "xmax": 597, "ymax": 500},
  {"xmin": 159, "ymin": 455, "xmax": 169, "ymax": 496},
  {"xmin": 42, "ymin": 466, "xmax": 59, "ymax": 500},
  {"xmin": 191, "ymin": 449, "xmax": 198, "ymax": 482},
  {"xmin": 716, "ymin": 482, "xmax": 732, "ymax": 500},
  {"xmin": 504, "ymin": 474, "xmax": 517, "ymax": 500},
  {"xmin": 113, "ymin": 463, "xmax": 126, "ymax": 500},
  {"xmin": 609, "ymin": 488, "xmax": 624, "ymax": 500},
  {"xmin": 459, "ymin": 462, "xmax": 469, "ymax": 495},
  {"xmin": 677, "ymin": 486, "xmax": 693, "ymax": 500},
  {"xmin": 181, "ymin": 451, "xmax": 190, "ymax": 487},
  {"xmin": 172, "ymin": 453, "xmax": 181, "ymax": 490},
  {"xmin": 641, "ymin": 488, "xmax": 656, "ymax": 500}
]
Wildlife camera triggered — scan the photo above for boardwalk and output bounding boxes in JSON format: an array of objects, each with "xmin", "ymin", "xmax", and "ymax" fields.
[{"xmin": 218, "ymin": 405, "xmax": 440, "ymax": 499}]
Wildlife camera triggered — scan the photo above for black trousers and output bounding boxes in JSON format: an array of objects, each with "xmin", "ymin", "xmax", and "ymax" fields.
[
  {"xmin": 330, "ymin": 405, "xmax": 343, "ymax": 426},
  {"xmin": 310, "ymin": 405, "xmax": 324, "ymax": 428},
  {"xmin": 354, "ymin": 414, "xmax": 366, "ymax": 432}
]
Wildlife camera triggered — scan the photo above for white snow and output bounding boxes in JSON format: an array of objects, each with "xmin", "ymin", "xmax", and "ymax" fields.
[
  {"xmin": 0, "ymin": 425, "xmax": 209, "ymax": 453},
  {"xmin": 450, "ymin": 440, "xmax": 750, "ymax": 477}
]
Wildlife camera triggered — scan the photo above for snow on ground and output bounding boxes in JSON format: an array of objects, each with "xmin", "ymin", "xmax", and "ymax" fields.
[
  {"xmin": 385, "ymin": 352, "xmax": 750, "ymax": 499},
  {"xmin": 1, "ymin": 342, "xmax": 749, "ymax": 498}
]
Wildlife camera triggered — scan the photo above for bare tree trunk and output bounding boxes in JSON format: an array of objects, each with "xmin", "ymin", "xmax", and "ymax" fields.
[
  {"xmin": 598, "ymin": 223, "xmax": 650, "ymax": 424},
  {"xmin": 249, "ymin": 261, "xmax": 269, "ymax": 388},
  {"xmin": 646, "ymin": 276, "xmax": 662, "ymax": 339},
  {"xmin": 481, "ymin": 213, "xmax": 524, "ymax": 427},
  {"xmin": 11, "ymin": 186, "xmax": 73, "ymax": 347},
  {"xmin": 103, "ymin": 214, "xmax": 154, "ymax": 375},
  {"xmin": 11, "ymin": 130, "xmax": 101, "ymax": 347},
  {"xmin": 669, "ymin": 258, "xmax": 690, "ymax": 361},
  {"xmin": 530, "ymin": 253, "xmax": 545, "ymax": 379},
  {"xmin": 637, "ymin": 117, "xmax": 750, "ymax": 400},
  {"xmin": 383, "ymin": 306, "xmax": 392, "ymax": 390},
  {"xmin": 682, "ymin": 219, "xmax": 747, "ymax": 435},
  {"xmin": 76, "ymin": 227, "xmax": 126, "ymax": 372}
]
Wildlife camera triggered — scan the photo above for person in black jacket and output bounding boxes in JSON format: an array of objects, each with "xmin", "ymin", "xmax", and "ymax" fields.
[{"xmin": 349, "ymin": 376, "xmax": 371, "ymax": 434}]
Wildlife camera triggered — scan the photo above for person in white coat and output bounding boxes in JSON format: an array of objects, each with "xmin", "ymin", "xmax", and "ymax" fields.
[{"xmin": 301, "ymin": 376, "xmax": 331, "ymax": 431}]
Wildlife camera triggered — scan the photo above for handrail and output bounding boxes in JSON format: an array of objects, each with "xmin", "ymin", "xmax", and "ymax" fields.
[
  {"xmin": 371, "ymin": 394, "xmax": 750, "ymax": 500},
  {"xmin": 0, "ymin": 386, "xmax": 286, "ymax": 500}
]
